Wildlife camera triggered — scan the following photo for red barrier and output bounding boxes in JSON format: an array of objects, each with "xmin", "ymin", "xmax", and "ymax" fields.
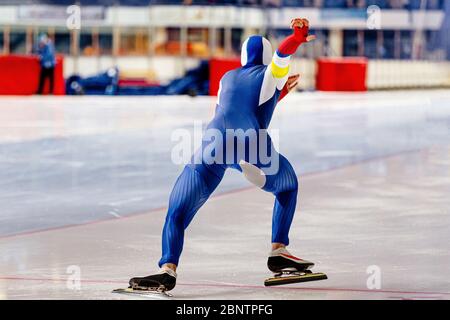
[
  {"xmin": 0, "ymin": 55, "xmax": 65, "ymax": 95},
  {"xmin": 209, "ymin": 58, "xmax": 241, "ymax": 96},
  {"xmin": 316, "ymin": 57, "xmax": 368, "ymax": 92}
]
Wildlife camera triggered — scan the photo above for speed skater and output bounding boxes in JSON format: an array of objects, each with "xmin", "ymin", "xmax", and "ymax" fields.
[{"xmin": 129, "ymin": 18, "xmax": 318, "ymax": 292}]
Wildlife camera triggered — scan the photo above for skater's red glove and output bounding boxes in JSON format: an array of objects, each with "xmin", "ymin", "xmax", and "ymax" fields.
[{"xmin": 277, "ymin": 18, "xmax": 316, "ymax": 56}]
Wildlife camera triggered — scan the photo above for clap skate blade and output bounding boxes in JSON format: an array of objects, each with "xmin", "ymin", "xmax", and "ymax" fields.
[
  {"xmin": 264, "ymin": 268, "xmax": 327, "ymax": 287},
  {"xmin": 112, "ymin": 285, "xmax": 173, "ymax": 298}
]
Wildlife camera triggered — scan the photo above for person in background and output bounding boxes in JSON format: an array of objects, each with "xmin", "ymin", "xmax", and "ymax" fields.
[{"xmin": 35, "ymin": 33, "xmax": 56, "ymax": 95}]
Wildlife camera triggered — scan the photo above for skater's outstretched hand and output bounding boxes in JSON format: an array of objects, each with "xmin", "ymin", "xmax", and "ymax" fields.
[
  {"xmin": 276, "ymin": 17, "xmax": 315, "ymax": 57},
  {"xmin": 290, "ymin": 18, "xmax": 316, "ymax": 44}
]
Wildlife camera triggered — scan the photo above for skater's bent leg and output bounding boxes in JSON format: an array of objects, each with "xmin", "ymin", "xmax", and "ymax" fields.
[
  {"xmin": 159, "ymin": 163, "xmax": 225, "ymax": 268},
  {"xmin": 240, "ymin": 153, "xmax": 298, "ymax": 247}
]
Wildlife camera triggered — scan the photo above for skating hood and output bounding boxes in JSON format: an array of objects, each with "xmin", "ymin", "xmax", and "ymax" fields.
[{"xmin": 241, "ymin": 35, "xmax": 272, "ymax": 67}]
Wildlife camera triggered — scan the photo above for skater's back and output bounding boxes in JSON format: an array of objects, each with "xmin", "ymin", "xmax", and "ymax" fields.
[
  {"xmin": 215, "ymin": 36, "xmax": 281, "ymax": 130},
  {"xmin": 215, "ymin": 24, "xmax": 314, "ymax": 130},
  {"xmin": 218, "ymin": 65, "xmax": 266, "ymax": 116}
]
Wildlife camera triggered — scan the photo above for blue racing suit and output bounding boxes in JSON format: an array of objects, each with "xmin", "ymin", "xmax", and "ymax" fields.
[{"xmin": 159, "ymin": 35, "xmax": 300, "ymax": 267}]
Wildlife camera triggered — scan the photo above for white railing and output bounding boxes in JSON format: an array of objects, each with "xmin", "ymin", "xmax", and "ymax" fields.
[{"xmin": 367, "ymin": 60, "xmax": 450, "ymax": 89}]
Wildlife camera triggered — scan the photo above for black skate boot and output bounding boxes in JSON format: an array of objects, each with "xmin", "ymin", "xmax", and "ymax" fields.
[
  {"xmin": 267, "ymin": 247, "xmax": 314, "ymax": 273},
  {"xmin": 264, "ymin": 247, "xmax": 327, "ymax": 286},
  {"xmin": 129, "ymin": 269, "xmax": 177, "ymax": 291}
]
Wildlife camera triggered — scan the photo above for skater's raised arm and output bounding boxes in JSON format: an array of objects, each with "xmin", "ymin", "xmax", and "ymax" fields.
[
  {"xmin": 260, "ymin": 18, "xmax": 314, "ymax": 106},
  {"xmin": 271, "ymin": 18, "xmax": 315, "ymax": 82}
]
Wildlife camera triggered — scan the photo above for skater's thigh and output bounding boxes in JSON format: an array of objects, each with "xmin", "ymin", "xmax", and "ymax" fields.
[
  {"xmin": 186, "ymin": 160, "xmax": 226, "ymax": 192},
  {"xmin": 263, "ymin": 153, "xmax": 298, "ymax": 194}
]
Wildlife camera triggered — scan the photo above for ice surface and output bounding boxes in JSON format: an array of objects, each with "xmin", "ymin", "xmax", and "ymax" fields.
[{"xmin": 0, "ymin": 91, "xmax": 449, "ymax": 299}]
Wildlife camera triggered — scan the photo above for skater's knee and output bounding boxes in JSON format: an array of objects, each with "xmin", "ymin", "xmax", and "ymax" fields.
[
  {"xmin": 277, "ymin": 186, "xmax": 297, "ymax": 202},
  {"xmin": 268, "ymin": 155, "xmax": 298, "ymax": 194},
  {"xmin": 290, "ymin": 176, "xmax": 299, "ymax": 192},
  {"xmin": 278, "ymin": 174, "xmax": 298, "ymax": 194}
]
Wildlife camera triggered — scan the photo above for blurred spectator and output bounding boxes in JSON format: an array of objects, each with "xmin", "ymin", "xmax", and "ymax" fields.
[
  {"xmin": 263, "ymin": 0, "xmax": 282, "ymax": 7},
  {"xmin": 323, "ymin": 0, "xmax": 346, "ymax": 8},
  {"xmin": 348, "ymin": 0, "xmax": 368, "ymax": 8},
  {"xmin": 35, "ymin": 33, "xmax": 56, "ymax": 95}
]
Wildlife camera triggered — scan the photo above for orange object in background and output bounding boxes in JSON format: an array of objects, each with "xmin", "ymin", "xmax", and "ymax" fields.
[
  {"xmin": 0, "ymin": 55, "xmax": 65, "ymax": 95},
  {"xmin": 155, "ymin": 41, "xmax": 210, "ymax": 57},
  {"xmin": 209, "ymin": 58, "xmax": 241, "ymax": 96},
  {"xmin": 316, "ymin": 57, "xmax": 368, "ymax": 92}
]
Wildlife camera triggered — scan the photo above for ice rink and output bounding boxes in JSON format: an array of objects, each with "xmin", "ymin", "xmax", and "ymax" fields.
[{"xmin": 0, "ymin": 90, "xmax": 449, "ymax": 299}]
